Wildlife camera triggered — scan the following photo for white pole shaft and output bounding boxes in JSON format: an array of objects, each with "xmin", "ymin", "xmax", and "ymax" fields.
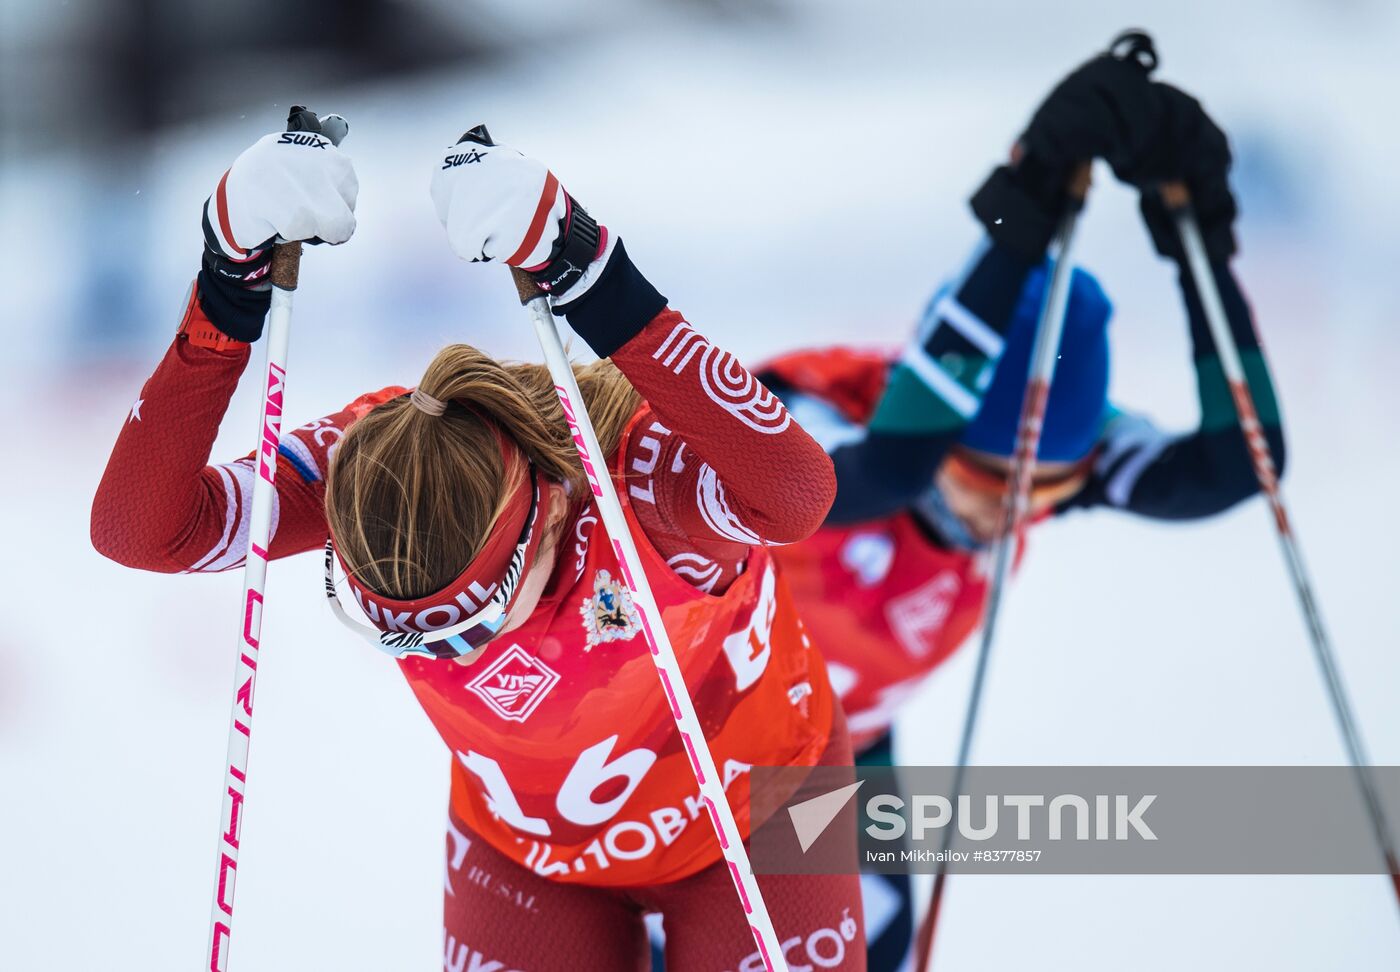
[
  {"xmin": 963, "ymin": 206, "xmax": 1079, "ymax": 762},
  {"xmin": 1173, "ymin": 207, "xmax": 1400, "ymax": 905},
  {"xmin": 998, "ymin": 206, "xmax": 1079, "ymax": 565},
  {"xmin": 964, "ymin": 209, "xmax": 1080, "ymax": 777},
  {"xmin": 918, "ymin": 204, "xmax": 1082, "ymax": 972},
  {"xmin": 524, "ymin": 291, "xmax": 789, "ymax": 970},
  {"xmin": 206, "ymin": 274, "xmax": 294, "ymax": 972}
]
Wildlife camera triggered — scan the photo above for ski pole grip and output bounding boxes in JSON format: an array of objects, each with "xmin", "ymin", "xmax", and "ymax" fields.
[
  {"xmin": 511, "ymin": 266, "xmax": 544, "ymax": 305},
  {"xmin": 270, "ymin": 241, "xmax": 303, "ymax": 291},
  {"xmin": 1159, "ymin": 181, "xmax": 1191, "ymax": 213},
  {"xmin": 1067, "ymin": 161, "xmax": 1093, "ymax": 203}
]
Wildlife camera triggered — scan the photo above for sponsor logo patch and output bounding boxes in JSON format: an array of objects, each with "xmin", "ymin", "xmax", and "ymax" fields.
[
  {"xmin": 580, "ymin": 569, "xmax": 641, "ymax": 649},
  {"xmin": 442, "ymin": 148, "xmax": 487, "ymax": 168},
  {"xmin": 466, "ymin": 644, "xmax": 560, "ymax": 722},
  {"xmin": 277, "ymin": 132, "xmax": 328, "ymax": 149}
]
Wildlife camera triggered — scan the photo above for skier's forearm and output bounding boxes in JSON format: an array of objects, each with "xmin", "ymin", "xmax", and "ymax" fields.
[
  {"xmin": 608, "ymin": 309, "xmax": 836, "ymax": 544},
  {"xmin": 91, "ymin": 323, "xmax": 252, "ymax": 572},
  {"xmin": 1179, "ymin": 259, "xmax": 1283, "ymax": 444},
  {"xmin": 549, "ymin": 240, "xmax": 835, "ymax": 544},
  {"xmin": 823, "ymin": 239, "xmax": 1039, "ymax": 522},
  {"xmin": 91, "ymin": 286, "xmax": 371, "ymax": 572},
  {"xmin": 1064, "ymin": 261, "xmax": 1286, "ymax": 520},
  {"xmin": 1132, "ymin": 260, "xmax": 1286, "ymax": 517},
  {"xmin": 869, "ymin": 240, "xmax": 1038, "ymax": 436},
  {"xmin": 1068, "ymin": 412, "xmax": 1285, "ymax": 520}
]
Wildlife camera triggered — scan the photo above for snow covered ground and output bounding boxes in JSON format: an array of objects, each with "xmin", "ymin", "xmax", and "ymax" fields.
[{"xmin": 2, "ymin": 1, "xmax": 1398, "ymax": 968}]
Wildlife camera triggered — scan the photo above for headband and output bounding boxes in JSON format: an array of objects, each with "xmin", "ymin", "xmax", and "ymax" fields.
[
  {"xmin": 942, "ymin": 448, "xmax": 1093, "ymax": 509},
  {"xmin": 325, "ymin": 430, "xmax": 547, "ymax": 659}
]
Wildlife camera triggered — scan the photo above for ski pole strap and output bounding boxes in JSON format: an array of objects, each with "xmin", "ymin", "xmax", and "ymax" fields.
[{"xmin": 528, "ymin": 194, "xmax": 600, "ymax": 296}]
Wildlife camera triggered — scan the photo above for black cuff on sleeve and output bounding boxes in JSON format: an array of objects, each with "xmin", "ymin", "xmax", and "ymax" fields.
[
  {"xmin": 555, "ymin": 239, "xmax": 667, "ymax": 359},
  {"xmin": 196, "ymin": 266, "xmax": 271, "ymax": 343}
]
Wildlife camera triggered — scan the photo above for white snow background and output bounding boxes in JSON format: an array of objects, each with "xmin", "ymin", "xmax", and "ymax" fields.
[{"xmin": 1, "ymin": 1, "xmax": 1397, "ymax": 968}]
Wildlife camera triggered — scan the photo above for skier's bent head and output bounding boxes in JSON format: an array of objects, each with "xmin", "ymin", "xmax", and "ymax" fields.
[
  {"xmin": 323, "ymin": 343, "xmax": 639, "ymax": 659},
  {"xmin": 937, "ymin": 264, "xmax": 1113, "ymax": 543}
]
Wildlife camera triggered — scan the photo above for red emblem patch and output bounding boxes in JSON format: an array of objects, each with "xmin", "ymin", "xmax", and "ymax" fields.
[{"xmin": 466, "ymin": 644, "xmax": 561, "ymax": 723}]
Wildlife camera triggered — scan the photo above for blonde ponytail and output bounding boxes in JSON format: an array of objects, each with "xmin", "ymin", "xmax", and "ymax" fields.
[{"xmin": 325, "ymin": 345, "xmax": 640, "ymax": 601}]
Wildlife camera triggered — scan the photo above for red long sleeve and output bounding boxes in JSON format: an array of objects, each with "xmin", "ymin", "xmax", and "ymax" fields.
[
  {"xmin": 609, "ymin": 309, "xmax": 837, "ymax": 591},
  {"xmin": 90, "ymin": 285, "xmax": 402, "ymax": 575},
  {"xmin": 93, "ymin": 289, "xmax": 833, "ymax": 600}
]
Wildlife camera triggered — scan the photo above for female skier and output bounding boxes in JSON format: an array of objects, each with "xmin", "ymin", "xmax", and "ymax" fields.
[
  {"xmin": 759, "ymin": 44, "xmax": 1286, "ymax": 970},
  {"xmin": 91, "ymin": 114, "xmax": 866, "ymax": 970}
]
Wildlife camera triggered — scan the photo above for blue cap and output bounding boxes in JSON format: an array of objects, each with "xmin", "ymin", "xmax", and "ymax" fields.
[{"xmin": 958, "ymin": 262, "xmax": 1112, "ymax": 462}]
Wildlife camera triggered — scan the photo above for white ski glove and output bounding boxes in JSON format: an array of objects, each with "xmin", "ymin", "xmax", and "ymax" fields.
[
  {"xmin": 429, "ymin": 125, "xmax": 604, "ymax": 299},
  {"xmin": 202, "ymin": 107, "xmax": 356, "ymax": 288}
]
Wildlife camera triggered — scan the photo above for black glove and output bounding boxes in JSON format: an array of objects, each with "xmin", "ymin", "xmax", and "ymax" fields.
[
  {"xmin": 1020, "ymin": 30, "xmax": 1163, "ymax": 179},
  {"xmin": 971, "ymin": 30, "xmax": 1159, "ymax": 258},
  {"xmin": 1133, "ymin": 84, "xmax": 1237, "ymax": 262}
]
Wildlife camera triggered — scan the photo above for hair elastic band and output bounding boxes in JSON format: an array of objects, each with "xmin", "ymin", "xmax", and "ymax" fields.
[{"xmin": 410, "ymin": 387, "xmax": 448, "ymax": 416}]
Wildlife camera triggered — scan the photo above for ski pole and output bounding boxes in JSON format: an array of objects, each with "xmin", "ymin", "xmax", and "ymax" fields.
[
  {"xmin": 206, "ymin": 237, "xmax": 297, "ymax": 972},
  {"xmin": 511, "ymin": 268, "xmax": 789, "ymax": 971},
  {"xmin": 206, "ymin": 112, "xmax": 347, "ymax": 972},
  {"xmin": 1166, "ymin": 185, "xmax": 1400, "ymax": 912},
  {"xmin": 915, "ymin": 165, "xmax": 1090, "ymax": 972}
]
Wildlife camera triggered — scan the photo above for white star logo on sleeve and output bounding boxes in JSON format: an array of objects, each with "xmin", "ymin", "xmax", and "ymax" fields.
[{"xmin": 128, "ymin": 399, "xmax": 144, "ymax": 423}]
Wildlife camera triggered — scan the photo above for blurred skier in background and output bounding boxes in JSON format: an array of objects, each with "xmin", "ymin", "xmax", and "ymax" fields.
[{"xmin": 758, "ymin": 39, "xmax": 1286, "ymax": 970}]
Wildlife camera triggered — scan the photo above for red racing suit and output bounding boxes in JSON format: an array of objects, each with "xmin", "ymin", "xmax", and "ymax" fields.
[
  {"xmin": 92, "ymin": 287, "xmax": 840, "ymax": 888},
  {"xmin": 407, "ymin": 409, "xmax": 834, "ymax": 886},
  {"xmin": 761, "ymin": 348, "xmax": 997, "ymax": 753}
]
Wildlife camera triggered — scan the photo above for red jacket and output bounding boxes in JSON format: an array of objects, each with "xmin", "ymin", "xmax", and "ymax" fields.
[{"xmin": 92, "ymin": 287, "xmax": 838, "ymax": 885}]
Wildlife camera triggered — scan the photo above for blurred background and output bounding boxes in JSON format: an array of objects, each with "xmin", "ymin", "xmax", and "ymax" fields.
[{"xmin": 3, "ymin": 0, "xmax": 1398, "ymax": 968}]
